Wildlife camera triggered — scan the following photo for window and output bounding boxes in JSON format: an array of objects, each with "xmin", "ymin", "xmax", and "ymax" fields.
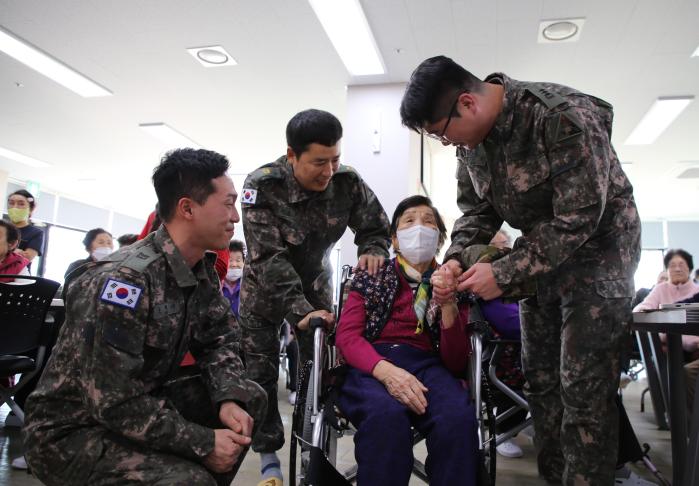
[
  {"xmin": 634, "ymin": 248, "xmax": 665, "ymax": 290},
  {"xmin": 43, "ymin": 225, "xmax": 87, "ymax": 283}
]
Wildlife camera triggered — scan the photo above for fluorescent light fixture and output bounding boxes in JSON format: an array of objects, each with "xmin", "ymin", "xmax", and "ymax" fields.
[
  {"xmin": 139, "ymin": 123, "xmax": 201, "ymax": 149},
  {"xmin": 625, "ymin": 96, "xmax": 694, "ymax": 145},
  {"xmin": 186, "ymin": 45, "xmax": 237, "ymax": 67},
  {"xmin": 0, "ymin": 146, "xmax": 52, "ymax": 167},
  {"xmin": 0, "ymin": 26, "xmax": 112, "ymax": 97},
  {"xmin": 307, "ymin": 0, "xmax": 385, "ymax": 76}
]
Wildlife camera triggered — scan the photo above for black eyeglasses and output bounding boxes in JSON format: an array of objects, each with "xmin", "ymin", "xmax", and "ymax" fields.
[{"xmin": 424, "ymin": 92, "xmax": 463, "ymax": 143}]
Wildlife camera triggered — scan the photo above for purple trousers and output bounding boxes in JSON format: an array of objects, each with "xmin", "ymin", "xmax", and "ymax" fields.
[{"xmin": 338, "ymin": 343, "xmax": 478, "ymax": 486}]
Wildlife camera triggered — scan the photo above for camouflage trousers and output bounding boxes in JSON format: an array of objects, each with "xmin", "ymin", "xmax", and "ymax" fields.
[
  {"xmin": 520, "ymin": 288, "xmax": 630, "ymax": 486},
  {"xmin": 27, "ymin": 369, "xmax": 266, "ymax": 486},
  {"xmin": 239, "ymin": 313, "xmax": 314, "ymax": 453}
]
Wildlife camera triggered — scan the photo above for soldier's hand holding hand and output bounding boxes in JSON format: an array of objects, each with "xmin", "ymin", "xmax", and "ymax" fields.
[
  {"xmin": 356, "ymin": 253, "xmax": 385, "ymax": 276},
  {"xmin": 297, "ymin": 309, "xmax": 335, "ymax": 331},
  {"xmin": 457, "ymin": 262, "xmax": 503, "ymax": 300},
  {"xmin": 204, "ymin": 429, "xmax": 246, "ymax": 473},
  {"xmin": 219, "ymin": 401, "xmax": 253, "ymax": 442}
]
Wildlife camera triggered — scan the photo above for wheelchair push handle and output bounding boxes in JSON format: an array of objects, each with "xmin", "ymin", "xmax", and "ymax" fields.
[{"xmin": 309, "ymin": 317, "xmax": 326, "ymax": 330}]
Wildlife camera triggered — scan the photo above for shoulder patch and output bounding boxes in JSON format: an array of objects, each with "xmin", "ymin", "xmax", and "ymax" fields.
[
  {"xmin": 100, "ymin": 278, "xmax": 143, "ymax": 310},
  {"xmin": 241, "ymin": 188, "xmax": 257, "ymax": 204},
  {"xmin": 248, "ymin": 165, "xmax": 283, "ymax": 183},
  {"xmin": 526, "ymin": 86, "xmax": 567, "ymax": 110},
  {"xmin": 122, "ymin": 246, "xmax": 160, "ymax": 272},
  {"xmin": 550, "ymin": 111, "xmax": 584, "ymax": 146}
]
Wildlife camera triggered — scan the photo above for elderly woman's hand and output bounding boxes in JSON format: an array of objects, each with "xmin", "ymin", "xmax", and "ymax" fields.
[
  {"xmin": 431, "ymin": 261, "xmax": 461, "ymax": 305},
  {"xmin": 372, "ymin": 360, "xmax": 428, "ymax": 414}
]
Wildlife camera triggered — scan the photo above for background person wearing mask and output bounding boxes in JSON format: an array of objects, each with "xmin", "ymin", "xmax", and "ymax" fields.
[
  {"xmin": 6, "ymin": 189, "xmax": 45, "ymax": 272},
  {"xmin": 222, "ymin": 240, "xmax": 245, "ymax": 319},
  {"xmin": 64, "ymin": 228, "xmax": 114, "ymax": 279}
]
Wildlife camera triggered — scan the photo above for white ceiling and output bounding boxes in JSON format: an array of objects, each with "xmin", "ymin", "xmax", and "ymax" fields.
[{"xmin": 1, "ymin": 0, "xmax": 698, "ymax": 221}]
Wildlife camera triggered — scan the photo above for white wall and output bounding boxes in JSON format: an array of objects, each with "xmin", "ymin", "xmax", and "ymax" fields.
[{"xmin": 337, "ymin": 83, "xmax": 421, "ymax": 269}]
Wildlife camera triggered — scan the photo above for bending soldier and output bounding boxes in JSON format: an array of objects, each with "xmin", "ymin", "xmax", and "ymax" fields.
[{"xmin": 400, "ymin": 56, "xmax": 641, "ymax": 486}]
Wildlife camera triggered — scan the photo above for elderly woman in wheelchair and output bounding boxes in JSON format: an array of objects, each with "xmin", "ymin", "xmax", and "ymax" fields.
[{"xmin": 335, "ymin": 195, "xmax": 478, "ymax": 486}]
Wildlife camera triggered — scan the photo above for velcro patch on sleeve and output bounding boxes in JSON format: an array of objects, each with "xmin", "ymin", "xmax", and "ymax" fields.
[
  {"xmin": 241, "ymin": 188, "xmax": 258, "ymax": 204},
  {"xmin": 100, "ymin": 278, "xmax": 143, "ymax": 310}
]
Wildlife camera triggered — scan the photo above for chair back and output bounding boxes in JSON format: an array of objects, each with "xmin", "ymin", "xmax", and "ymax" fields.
[{"xmin": 0, "ymin": 275, "xmax": 61, "ymax": 355}]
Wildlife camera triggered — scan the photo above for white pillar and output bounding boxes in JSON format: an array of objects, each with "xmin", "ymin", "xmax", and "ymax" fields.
[
  {"xmin": 338, "ymin": 83, "xmax": 422, "ymax": 269},
  {"xmin": 0, "ymin": 169, "xmax": 8, "ymax": 212}
]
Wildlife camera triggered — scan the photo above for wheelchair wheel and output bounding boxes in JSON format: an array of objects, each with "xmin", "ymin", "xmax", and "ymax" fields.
[
  {"xmin": 290, "ymin": 360, "xmax": 313, "ymax": 486},
  {"xmin": 478, "ymin": 370, "xmax": 497, "ymax": 486}
]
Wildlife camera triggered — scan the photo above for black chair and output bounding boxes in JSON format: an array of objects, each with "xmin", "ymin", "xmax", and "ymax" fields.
[{"xmin": 0, "ymin": 275, "xmax": 61, "ymax": 425}]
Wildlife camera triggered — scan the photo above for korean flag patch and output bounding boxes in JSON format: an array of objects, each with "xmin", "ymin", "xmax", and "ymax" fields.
[
  {"xmin": 100, "ymin": 279, "xmax": 143, "ymax": 310},
  {"xmin": 241, "ymin": 188, "xmax": 257, "ymax": 204}
]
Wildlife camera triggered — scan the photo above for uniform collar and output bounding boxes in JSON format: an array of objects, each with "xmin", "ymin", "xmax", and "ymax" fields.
[
  {"xmin": 483, "ymin": 72, "xmax": 518, "ymax": 145},
  {"xmin": 153, "ymin": 226, "xmax": 205, "ymax": 288},
  {"xmin": 282, "ymin": 156, "xmax": 335, "ymax": 203}
]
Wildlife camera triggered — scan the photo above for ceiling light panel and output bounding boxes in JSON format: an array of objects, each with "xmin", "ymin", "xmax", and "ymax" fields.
[
  {"xmin": 0, "ymin": 26, "xmax": 112, "ymax": 97},
  {"xmin": 0, "ymin": 146, "xmax": 52, "ymax": 167},
  {"xmin": 538, "ymin": 18, "xmax": 585, "ymax": 44},
  {"xmin": 186, "ymin": 45, "xmax": 237, "ymax": 67},
  {"xmin": 692, "ymin": 44, "xmax": 699, "ymax": 57},
  {"xmin": 139, "ymin": 123, "xmax": 201, "ymax": 149},
  {"xmin": 308, "ymin": 0, "xmax": 385, "ymax": 76},
  {"xmin": 625, "ymin": 96, "xmax": 694, "ymax": 145}
]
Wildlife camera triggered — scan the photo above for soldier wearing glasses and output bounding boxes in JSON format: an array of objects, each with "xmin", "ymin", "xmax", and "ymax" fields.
[{"xmin": 400, "ymin": 56, "xmax": 641, "ymax": 485}]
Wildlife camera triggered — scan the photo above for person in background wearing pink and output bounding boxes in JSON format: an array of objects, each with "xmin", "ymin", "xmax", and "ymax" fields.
[
  {"xmin": 633, "ymin": 249, "xmax": 699, "ymax": 312},
  {"xmin": 335, "ymin": 195, "xmax": 478, "ymax": 486}
]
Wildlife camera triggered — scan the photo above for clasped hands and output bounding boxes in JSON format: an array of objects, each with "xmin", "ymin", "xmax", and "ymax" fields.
[
  {"xmin": 431, "ymin": 259, "xmax": 504, "ymax": 304},
  {"xmin": 203, "ymin": 401, "xmax": 254, "ymax": 473}
]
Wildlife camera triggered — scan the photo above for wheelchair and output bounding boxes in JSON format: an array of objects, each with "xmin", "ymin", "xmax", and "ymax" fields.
[{"xmin": 288, "ymin": 265, "xmax": 531, "ymax": 486}]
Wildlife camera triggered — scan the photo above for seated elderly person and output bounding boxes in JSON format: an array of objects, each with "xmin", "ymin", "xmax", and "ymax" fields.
[
  {"xmin": 65, "ymin": 228, "xmax": 114, "ymax": 278},
  {"xmin": 335, "ymin": 195, "xmax": 478, "ymax": 486},
  {"xmin": 0, "ymin": 220, "xmax": 30, "ymax": 281},
  {"xmin": 634, "ymin": 249, "xmax": 699, "ymax": 311}
]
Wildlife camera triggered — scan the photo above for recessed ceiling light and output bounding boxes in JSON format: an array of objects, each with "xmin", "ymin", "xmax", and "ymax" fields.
[
  {"xmin": 538, "ymin": 18, "xmax": 585, "ymax": 44},
  {"xmin": 0, "ymin": 26, "xmax": 112, "ymax": 97},
  {"xmin": 625, "ymin": 96, "xmax": 694, "ymax": 145},
  {"xmin": 139, "ymin": 123, "xmax": 201, "ymax": 149},
  {"xmin": 186, "ymin": 46, "xmax": 237, "ymax": 68},
  {"xmin": 0, "ymin": 146, "xmax": 52, "ymax": 167},
  {"xmin": 308, "ymin": 0, "xmax": 385, "ymax": 76}
]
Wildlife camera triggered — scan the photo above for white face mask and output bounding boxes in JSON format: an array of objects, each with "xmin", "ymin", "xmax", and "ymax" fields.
[
  {"xmin": 396, "ymin": 225, "xmax": 439, "ymax": 265},
  {"xmin": 92, "ymin": 246, "xmax": 112, "ymax": 261},
  {"xmin": 226, "ymin": 268, "xmax": 243, "ymax": 281}
]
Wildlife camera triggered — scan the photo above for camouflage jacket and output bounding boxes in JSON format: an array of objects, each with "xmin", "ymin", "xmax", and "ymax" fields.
[
  {"xmin": 446, "ymin": 73, "xmax": 641, "ymax": 301},
  {"xmin": 240, "ymin": 155, "xmax": 390, "ymax": 325},
  {"xmin": 24, "ymin": 226, "xmax": 257, "ymax": 469}
]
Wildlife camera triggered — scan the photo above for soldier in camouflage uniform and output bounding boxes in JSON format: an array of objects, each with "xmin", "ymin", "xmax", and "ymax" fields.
[
  {"xmin": 24, "ymin": 148, "xmax": 266, "ymax": 486},
  {"xmin": 400, "ymin": 56, "xmax": 641, "ymax": 485},
  {"xmin": 239, "ymin": 109, "xmax": 390, "ymax": 484}
]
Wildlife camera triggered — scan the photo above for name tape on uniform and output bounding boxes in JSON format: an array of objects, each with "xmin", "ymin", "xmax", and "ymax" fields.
[
  {"xmin": 241, "ymin": 188, "xmax": 257, "ymax": 204},
  {"xmin": 100, "ymin": 279, "xmax": 143, "ymax": 310}
]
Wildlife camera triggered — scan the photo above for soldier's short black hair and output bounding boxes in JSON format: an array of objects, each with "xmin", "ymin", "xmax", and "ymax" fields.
[
  {"xmin": 391, "ymin": 195, "xmax": 447, "ymax": 247},
  {"xmin": 286, "ymin": 109, "xmax": 343, "ymax": 156},
  {"xmin": 8, "ymin": 189, "xmax": 37, "ymax": 211},
  {"xmin": 152, "ymin": 148, "xmax": 230, "ymax": 222},
  {"xmin": 400, "ymin": 55, "xmax": 484, "ymax": 133},
  {"xmin": 116, "ymin": 233, "xmax": 138, "ymax": 247},
  {"xmin": 82, "ymin": 228, "xmax": 112, "ymax": 251},
  {"xmin": 664, "ymin": 248, "xmax": 694, "ymax": 271},
  {"xmin": 228, "ymin": 239, "xmax": 246, "ymax": 256},
  {"xmin": 0, "ymin": 219, "xmax": 20, "ymax": 246}
]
